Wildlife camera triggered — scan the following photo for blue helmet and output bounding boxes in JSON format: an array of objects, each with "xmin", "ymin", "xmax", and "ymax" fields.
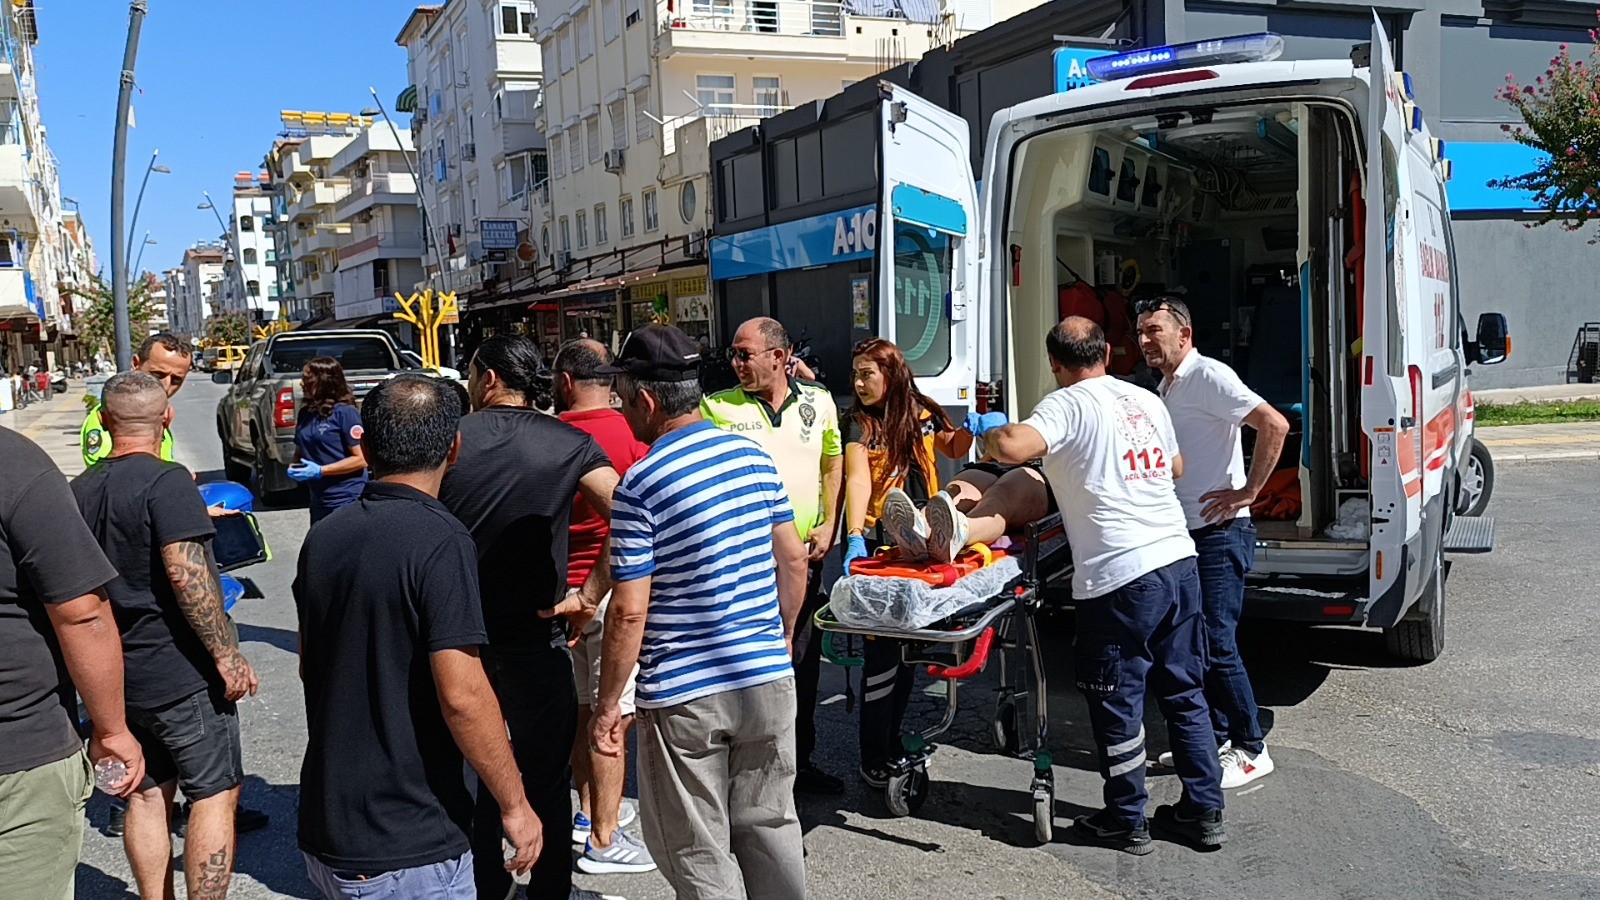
[{"xmin": 198, "ymin": 480, "xmax": 254, "ymax": 513}]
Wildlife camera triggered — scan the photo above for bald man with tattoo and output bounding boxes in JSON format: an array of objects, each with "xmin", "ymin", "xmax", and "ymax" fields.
[{"xmin": 73, "ymin": 371, "xmax": 258, "ymax": 900}]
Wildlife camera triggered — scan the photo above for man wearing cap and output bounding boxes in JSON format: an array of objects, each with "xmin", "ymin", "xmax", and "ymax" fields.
[
  {"xmin": 701, "ymin": 317, "xmax": 844, "ymax": 795},
  {"xmin": 591, "ymin": 324, "xmax": 810, "ymax": 899}
]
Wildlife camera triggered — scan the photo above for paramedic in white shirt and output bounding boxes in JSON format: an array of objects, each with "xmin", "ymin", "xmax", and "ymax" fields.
[
  {"xmin": 1137, "ymin": 295, "xmax": 1290, "ymax": 791},
  {"xmin": 985, "ymin": 317, "xmax": 1225, "ymax": 855}
]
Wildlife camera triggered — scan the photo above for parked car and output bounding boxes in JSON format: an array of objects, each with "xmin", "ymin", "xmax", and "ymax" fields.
[
  {"xmin": 216, "ymin": 330, "xmax": 410, "ymax": 501},
  {"xmin": 400, "ymin": 348, "xmax": 463, "ymax": 381}
]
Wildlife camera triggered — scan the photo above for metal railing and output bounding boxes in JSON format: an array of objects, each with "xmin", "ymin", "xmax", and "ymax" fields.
[
  {"xmin": 334, "ymin": 172, "xmax": 418, "ymax": 214},
  {"xmin": 661, "ymin": 105, "xmax": 789, "ymax": 157},
  {"xmin": 660, "ymin": 0, "xmax": 845, "ymax": 36}
]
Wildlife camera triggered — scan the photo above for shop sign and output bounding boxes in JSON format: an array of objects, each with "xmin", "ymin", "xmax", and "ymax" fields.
[
  {"xmin": 710, "ymin": 204, "xmax": 878, "ymax": 280},
  {"xmin": 480, "ymin": 219, "xmax": 521, "ymax": 250}
]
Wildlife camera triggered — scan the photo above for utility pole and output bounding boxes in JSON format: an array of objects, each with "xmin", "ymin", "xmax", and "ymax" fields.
[{"xmin": 110, "ymin": 0, "xmax": 148, "ymax": 370}]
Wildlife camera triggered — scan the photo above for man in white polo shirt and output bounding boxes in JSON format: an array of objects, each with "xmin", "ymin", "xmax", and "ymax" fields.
[
  {"xmin": 985, "ymin": 317, "xmax": 1225, "ymax": 855},
  {"xmin": 1137, "ymin": 295, "xmax": 1290, "ymax": 790}
]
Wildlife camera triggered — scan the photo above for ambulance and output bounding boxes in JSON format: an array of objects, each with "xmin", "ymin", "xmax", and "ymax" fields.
[{"xmin": 873, "ymin": 20, "xmax": 1509, "ymax": 661}]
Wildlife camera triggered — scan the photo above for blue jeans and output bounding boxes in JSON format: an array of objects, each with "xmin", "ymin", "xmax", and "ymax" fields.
[
  {"xmin": 303, "ymin": 849, "xmax": 474, "ymax": 899},
  {"xmin": 1073, "ymin": 558, "xmax": 1224, "ymax": 825},
  {"xmin": 1191, "ymin": 519, "xmax": 1265, "ymax": 754}
]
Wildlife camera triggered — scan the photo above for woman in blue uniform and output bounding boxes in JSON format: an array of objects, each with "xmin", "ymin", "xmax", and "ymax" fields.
[{"xmin": 287, "ymin": 357, "xmax": 368, "ymax": 523}]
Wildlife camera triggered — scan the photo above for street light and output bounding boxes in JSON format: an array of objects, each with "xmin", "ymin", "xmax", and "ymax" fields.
[
  {"xmin": 110, "ymin": 0, "xmax": 150, "ymax": 370},
  {"xmin": 132, "ymin": 234, "xmax": 157, "ymax": 282},
  {"xmin": 125, "ymin": 149, "xmax": 170, "ymax": 275}
]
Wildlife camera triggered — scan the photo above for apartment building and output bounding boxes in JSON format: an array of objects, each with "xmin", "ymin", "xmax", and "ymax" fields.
[
  {"xmin": 329, "ymin": 126, "xmax": 425, "ymax": 322},
  {"xmin": 259, "ymin": 113, "xmax": 370, "ymax": 325},
  {"xmin": 0, "ymin": 2, "xmax": 78, "ymax": 371},
  {"xmin": 225, "ymin": 173, "xmax": 279, "ymax": 323},
  {"xmin": 396, "ymin": 2, "xmax": 545, "ymax": 358},
  {"xmin": 168, "ymin": 243, "xmax": 225, "ymax": 340},
  {"xmin": 57, "ymin": 209, "xmax": 97, "ymax": 336},
  {"xmin": 144, "ymin": 273, "xmax": 169, "ymax": 334}
]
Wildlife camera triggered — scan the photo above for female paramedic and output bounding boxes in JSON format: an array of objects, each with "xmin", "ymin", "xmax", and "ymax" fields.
[{"xmin": 286, "ymin": 357, "xmax": 369, "ymax": 523}]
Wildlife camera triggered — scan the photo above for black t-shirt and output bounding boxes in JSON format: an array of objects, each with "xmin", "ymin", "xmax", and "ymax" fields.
[
  {"xmin": 71, "ymin": 454, "xmax": 218, "ymax": 710},
  {"xmin": 439, "ymin": 408, "xmax": 610, "ymax": 649},
  {"xmin": 293, "ymin": 481, "xmax": 488, "ymax": 871},
  {"xmin": 0, "ymin": 430, "xmax": 119, "ymax": 776}
]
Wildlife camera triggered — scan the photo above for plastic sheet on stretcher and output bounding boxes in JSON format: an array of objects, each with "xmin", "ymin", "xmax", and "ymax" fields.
[{"xmin": 829, "ymin": 555, "xmax": 1023, "ymax": 631}]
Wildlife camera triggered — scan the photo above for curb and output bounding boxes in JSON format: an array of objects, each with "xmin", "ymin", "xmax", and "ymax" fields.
[{"xmin": 1492, "ymin": 450, "xmax": 1600, "ymax": 465}]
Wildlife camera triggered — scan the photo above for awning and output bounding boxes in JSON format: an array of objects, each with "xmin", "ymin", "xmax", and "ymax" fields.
[{"xmin": 395, "ymin": 85, "xmax": 419, "ymax": 114}]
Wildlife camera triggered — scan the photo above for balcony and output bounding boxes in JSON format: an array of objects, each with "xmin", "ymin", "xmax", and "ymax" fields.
[
  {"xmin": 338, "ymin": 230, "xmax": 425, "ymax": 268},
  {"xmin": 303, "ymin": 223, "xmax": 352, "ymax": 256},
  {"xmin": 660, "ymin": 107, "xmax": 782, "ymax": 181},
  {"xmin": 0, "ymin": 143, "xmax": 39, "ymax": 228},
  {"xmin": 334, "ymin": 172, "xmax": 418, "ymax": 219},
  {"xmin": 502, "ymin": 121, "xmax": 545, "ymax": 157},
  {"xmin": 289, "ymin": 179, "xmax": 351, "ymax": 222},
  {"xmin": 0, "ymin": 267, "xmax": 39, "ymax": 321},
  {"xmin": 654, "ymin": 0, "xmax": 932, "ymax": 61}
]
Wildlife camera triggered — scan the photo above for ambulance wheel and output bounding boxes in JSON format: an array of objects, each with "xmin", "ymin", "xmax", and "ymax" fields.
[
  {"xmin": 1456, "ymin": 438, "xmax": 1494, "ymax": 517},
  {"xmin": 884, "ymin": 765, "xmax": 929, "ymax": 817},
  {"xmin": 1033, "ymin": 787, "xmax": 1055, "ymax": 844},
  {"xmin": 1386, "ymin": 541, "xmax": 1446, "ymax": 663},
  {"xmin": 992, "ymin": 701, "xmax": 1019, "ymax": 756}
]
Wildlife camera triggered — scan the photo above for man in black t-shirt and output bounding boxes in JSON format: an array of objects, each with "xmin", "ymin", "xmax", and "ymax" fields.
[
  {"xmin": 295, "ymin": 375, "xmax": 541, "ymax": 898},
  {"xmin": 0, "ymin": 428, "xmax": 144, "ymax": 899},
  {"xmin": 72, "ymin": 371, "xmax": 259, "ymax": 900},
  {"xmin": 438, "ymin": 335, "xmax": 620, "ymax": 900}
]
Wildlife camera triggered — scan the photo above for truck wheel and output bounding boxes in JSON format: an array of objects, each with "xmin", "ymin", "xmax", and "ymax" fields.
[
  {"xmin": 1456, "ymin": 438, "xmax": 1494, "ymax": 517},
  {"xmin": 219, "ymin": 420, "xmax": 250, "ymax": 482},
  {"xmin": 1385, "ymin": 543, "xmax": 1446, "ymax": 663}
]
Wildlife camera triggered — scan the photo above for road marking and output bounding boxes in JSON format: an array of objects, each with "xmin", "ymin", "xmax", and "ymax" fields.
[{"xmin": 1237, "ymin": 784, "xmax": 1266, "ymax": 796}]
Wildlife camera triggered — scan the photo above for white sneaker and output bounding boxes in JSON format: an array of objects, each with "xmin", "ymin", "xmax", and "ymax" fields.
[
  {"xmin": 882, "ymin": 488, "xmax": 929, "ymax": 560},
  {"xmin": 923, "ymin": 492, "xmax": 969, "ymax": 564},
  {"xmin": 1219, "ymin": 744, "xmax": 1274, "ymax": 789},
  {"xmin": 1156, "ymin": 741, "xmax": 1230, "ymax": 768},
  {"xmin": 578, "ymin": 828, "xmax": 658, "ymax": 875}
]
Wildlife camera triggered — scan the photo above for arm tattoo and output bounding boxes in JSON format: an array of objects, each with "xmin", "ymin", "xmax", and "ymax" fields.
[{"xmin": 162, "ymin": 540, "xmax": 239, "ymax": 658}]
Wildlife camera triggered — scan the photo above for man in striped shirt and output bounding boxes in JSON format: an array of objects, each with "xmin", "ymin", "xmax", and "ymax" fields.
[{"xmin": 589, "ymin": 325, "xmax": 810, "ymax": 900}]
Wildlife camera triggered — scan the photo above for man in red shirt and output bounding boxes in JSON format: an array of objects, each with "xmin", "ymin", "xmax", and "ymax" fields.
[{"xmin": 554, "ymin": 339, "xmax": 656, "ymax": 876}]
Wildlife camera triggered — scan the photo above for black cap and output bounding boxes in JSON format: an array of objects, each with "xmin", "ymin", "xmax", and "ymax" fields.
[{"xmin": 595, "ymin": 324, "xmax": 702, "ymax": 382}]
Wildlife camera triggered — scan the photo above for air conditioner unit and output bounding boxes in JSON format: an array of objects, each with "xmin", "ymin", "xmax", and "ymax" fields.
[
  {"xmin": 415, "ymin": 109, "xmax": 429, "ymax": 124},
  {"xmin": 554, "ymin": 250, "xmax": 572, "ymax": 271},
  {"xmin": 463, "ymin": 142, "xmax": 477, "ymax": 161},
  {"xmin": 604, "ymin": 149, "xmax": 625, "ymax": 173}
]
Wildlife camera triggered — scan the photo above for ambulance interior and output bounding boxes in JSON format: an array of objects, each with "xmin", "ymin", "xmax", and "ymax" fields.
[{"xmin": 1003, "ymin": 101, "xmax": 1369, "ymax": 542}]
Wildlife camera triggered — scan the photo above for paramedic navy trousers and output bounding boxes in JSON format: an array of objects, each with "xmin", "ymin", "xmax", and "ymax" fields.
[
  {"xmin": 1191, "ymin": 518, "xmax": 1266, "ymax": 754},
  {"xmin": 1073, "ymin": 557, "xmax": 1224, "ymax": 825},
  {"xmin": 859, "ymin": 637, "xmax": 916, "ymax": 770}
]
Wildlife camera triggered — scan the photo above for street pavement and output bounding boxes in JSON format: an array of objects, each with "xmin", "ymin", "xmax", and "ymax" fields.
[
  {"xmin": 54, "ymin": 379, "xmax": 1600, "ymax": 899},
  {"xmin": 1477, "ymin": 422, "xmax": 1600, "ymax": 464}
]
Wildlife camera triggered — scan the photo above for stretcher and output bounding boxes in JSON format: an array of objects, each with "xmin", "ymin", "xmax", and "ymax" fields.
[{"xmin": 815, "ymin": 512, "xmax": 1073, "ymax": 843}]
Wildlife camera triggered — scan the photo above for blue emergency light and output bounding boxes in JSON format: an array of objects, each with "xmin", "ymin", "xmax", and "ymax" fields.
[{"xmin": 1087, "ymin": 33, "xmax": 1285, "ymax": 82}]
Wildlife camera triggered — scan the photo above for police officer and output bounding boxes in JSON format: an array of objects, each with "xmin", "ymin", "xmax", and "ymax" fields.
[
  {"xmin": 81, "ymin": 333, "xmax": 189, "ymax": 467},
  {"xmin": 985, "ymin": 317, "xmax": 1225, "ymax": 855}
]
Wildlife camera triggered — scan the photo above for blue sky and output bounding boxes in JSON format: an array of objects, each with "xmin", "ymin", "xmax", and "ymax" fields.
[{"xmin": 34, "ymin": 0, "xmax": 417, "ymax": 280}]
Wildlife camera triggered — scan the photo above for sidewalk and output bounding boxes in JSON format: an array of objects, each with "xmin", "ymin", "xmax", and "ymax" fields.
[
  {"xmin": 1474, "ymin": 383, "xmax": 1600, "ymax": 404},
  {"xmin": 0, "ymin": 380, "xmax": 92, "ymax": 478},
  {"xmin": 1476, "ymin": 421, "xmax": 1600, "ymax": 464}
]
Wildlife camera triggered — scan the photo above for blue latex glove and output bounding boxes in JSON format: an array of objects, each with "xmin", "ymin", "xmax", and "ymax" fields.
[
  {"xmin": 963, "ymin": 411, "xmax": 1009, "ymax": 437},
  {"xmin": 843, "ymin": 535, "xmax": 869, "ymax": 572},
  {"xmin": 286, "ymin": 460, "xmax": 323, "ymax": 483}
]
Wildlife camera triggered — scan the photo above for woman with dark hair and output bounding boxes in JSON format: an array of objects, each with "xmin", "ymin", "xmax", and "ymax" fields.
[{"xmin": 288, "ymin": 357, "xmax": 369, "ymax": 523}]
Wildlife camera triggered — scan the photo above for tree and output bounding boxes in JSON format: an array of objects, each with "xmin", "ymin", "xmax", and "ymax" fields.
[
  {"xmin": 1490, "ymin": 14, "xmax": 1600, "ymax": 241},
  {"xmin": 206, "ymin": 311, "xmax": 252, "ymax": 347},
  {"xmin": 69, "ymin": 275, "xmax": 159, "ymax": 358}
]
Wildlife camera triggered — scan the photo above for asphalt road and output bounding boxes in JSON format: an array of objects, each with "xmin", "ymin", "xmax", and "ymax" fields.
[{"xmin": 74, "ymin": 379, "xmax": 1600, "ymax": 899}]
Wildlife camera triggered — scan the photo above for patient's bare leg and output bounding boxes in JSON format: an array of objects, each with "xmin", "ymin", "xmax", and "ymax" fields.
[{"xmin": 961, "ymin": 467, "xmax": 1051, "ymax": 546}]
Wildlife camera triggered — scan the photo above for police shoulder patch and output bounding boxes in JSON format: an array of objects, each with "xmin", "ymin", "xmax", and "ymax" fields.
[{"xmin": 85, "ymin": 430, "xmax": 104, "ymax": 453}]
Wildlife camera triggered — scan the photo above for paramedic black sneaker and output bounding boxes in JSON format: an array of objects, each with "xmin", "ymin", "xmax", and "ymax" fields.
[
  {"xmin": 1071, "ymin": 810, "xmax": 1154, "ymax": 855},
  {"xmin": 795, "ymin": 763, "xmax": 845, "ymax": 795},
  {"xmin": 923, "ymin": 492, "xmax": 969, "ymax": 564},
  {"xmin": 882, "ymin": 488, "xmax": 929, "ymax": 561},
  {"xmin": 859, "ymin": 764, "xmax": 891, "ymax": 790},
  {"xmin": 1152, "ymin": 803, "xmax": 1228, "ymax": 848}
]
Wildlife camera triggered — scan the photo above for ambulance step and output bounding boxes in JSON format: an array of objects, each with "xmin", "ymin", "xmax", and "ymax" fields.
[{"xmin": 1444, "ymin": 516, "xmax": 1495, "ymax": 554}]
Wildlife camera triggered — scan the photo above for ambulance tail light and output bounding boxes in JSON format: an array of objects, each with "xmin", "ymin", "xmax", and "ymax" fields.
[
  {"xmin": 274, "ymin": 388, "xmax": 296, "ymax": 429},
  {"xmin": 1408, "ymin": 365, "xmax": 1423, "ymax": 424}
]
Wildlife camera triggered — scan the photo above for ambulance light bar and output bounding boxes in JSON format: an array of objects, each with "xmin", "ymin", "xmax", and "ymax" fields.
[{"xmin": 1087, "ymin": 33, "xmax": 1285, "ymax": 82}]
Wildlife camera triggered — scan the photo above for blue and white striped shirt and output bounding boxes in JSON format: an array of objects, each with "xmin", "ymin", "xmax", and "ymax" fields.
[{"xmin": 610, "ymin": 420, "xmax": 795, "ymax": 709}]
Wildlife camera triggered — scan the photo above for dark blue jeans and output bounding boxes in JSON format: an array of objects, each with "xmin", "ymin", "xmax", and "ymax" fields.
[
  {"xmin": 1074, "ymin": 558, "xmax": 1224, "ymax": 825},
  {"xmin": 1191, "ymin": 519, "xmax": 1265, "ymax": 754}
]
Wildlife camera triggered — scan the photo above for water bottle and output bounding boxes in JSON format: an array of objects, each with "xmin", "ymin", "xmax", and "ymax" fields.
[{"xmin": 94, "ymin": 758, "xmax": 127, "ymax": 793}]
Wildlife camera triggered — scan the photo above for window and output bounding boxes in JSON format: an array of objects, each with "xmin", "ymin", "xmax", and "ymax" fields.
[
  {"xmin": 239, "ymin": 215, "xmax": 255, "ymax": 232},
  {"xmin": 642, "ymin": 188, "xmax": 659, "ymax": 231},
  {"xmin": 570, "ymin": 126, "xmax": 586, "ymax": 171},
  {"xmin": 576, "ymin": 9, "xmax": 594, "ymax": 60},
  {"xmin": 620, "ymin": 195, "xmax": 635, "ymax": 237},
  {"xmin": 543, "ymin": 38, "xmax": 559, "ymax": 75},
  {"xmin": 601, "ymin": 0, "xmax": 620, "ymax": 43},
  {"xmin": 247, "ymin": 280, "xmax": 261, "ymax": 297},
  {"xmin": 892, "ymin": 226, "xmax": 953, "ymax": 376},
  {"xmin": 499, "ymin": 1, "xmax": 536, "ymax": 36},
  {"xmin": 243, "ymin": 248, "xmax": 257, "ymax": 265},
  {"xmin": 696, "ymin": 74, "xmax": 735, "ymax": 116},
  {"xmin": 576, "ymin": 209, "xmax": 589, "ymax": 249},
  {"xmin": 559, "ymin": 26, "xmax": 574, "ymax": 73},
  {"xmin": 633, "ymin": 87, "xmax": 654, "ymax": 142},
  {"xmin": 595, "ymin": 204, "xmax": 608, "ymax": 244},
  {"xmin": 586, "ymin": 117, "xmax": 602, "ymax": 164},
  {"xmin": 559, "ymin": 216, "xmax": 571, "ymax": 251},
  {"xmin": 549, "ymin": 134, "xmax": 565, "ymax": 178},
  {"xmin": 753, "ymin": 76, "xmax": 782, "ymax": 117},
  {"xmin": 469, "ymin": 179, "xmax": 480, "ymax": 220},
  {"xmin": 608, "ymin": 100, "xmax": 629, "ymax": 150}
]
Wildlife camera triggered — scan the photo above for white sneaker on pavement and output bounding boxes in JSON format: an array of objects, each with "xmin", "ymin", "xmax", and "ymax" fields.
[
  {"xmin": 923, "ymin": 492, "xmax": 969, "ymax": 564},
  {"xmin": 1156, "ymin": 741, "xmax": 1230, "ymax": 769},
  {"xmin": 882, "ymin": 488, "xmax": 929, "ymax": 560},
  {"xmin": 578, "ymin": 829, "xmax": 658, "ymax": 875},
  {"xmin": 1220, "ymin": 744, "xmax": 1274, "ymax": 788}
]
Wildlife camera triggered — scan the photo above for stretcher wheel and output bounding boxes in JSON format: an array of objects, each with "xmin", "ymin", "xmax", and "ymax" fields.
[
  {"xmin": 992, "ymin": 700, "xmax": 1019, "ymax": 756},
  {"xmin": 1033, "ymin": 787, "xmax": 1054, "ymax": 843},
  {"xmin": 884, "ymin": 765, "xmax": 930, "ymax": 817}
]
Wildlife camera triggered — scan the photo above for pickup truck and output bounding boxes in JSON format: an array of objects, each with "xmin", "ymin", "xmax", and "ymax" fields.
[{"xmin": 216, "ymin": 329, "xmax": 410, "ymax": 500}]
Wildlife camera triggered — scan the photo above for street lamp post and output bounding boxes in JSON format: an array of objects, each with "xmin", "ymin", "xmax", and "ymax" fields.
[
  {"xmin": 133, "ymin": 234, "xmax": 157, "ymax": 282},
  {"xmin": 125, "ymin": 150, "xmax": 169, "ymax": 278},
  {"xmin": 110, "ymin": 0, "xmax": 149, "ymax": 370},
  {"xmin": 199, "ymin": 193, "xmax": 250, "ymax": 318}
]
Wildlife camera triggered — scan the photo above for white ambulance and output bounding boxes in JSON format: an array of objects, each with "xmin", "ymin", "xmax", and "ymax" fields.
[{"xmin": 872, "ymin": 20, "xmax": 1509, "ymax": 661}]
